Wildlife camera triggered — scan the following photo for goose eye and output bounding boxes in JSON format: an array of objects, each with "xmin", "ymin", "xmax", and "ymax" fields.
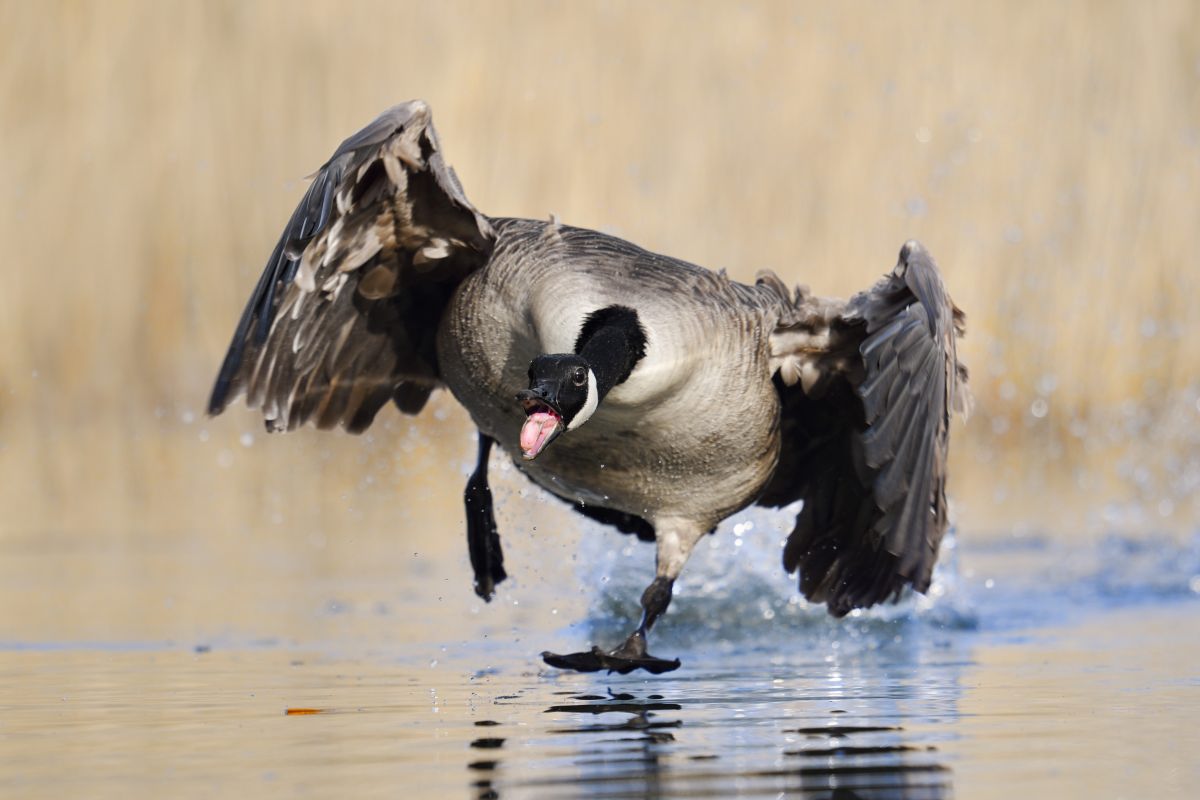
[{"xmin": 571, "ymin": 367, "xmax": 587, "ymax": 387}]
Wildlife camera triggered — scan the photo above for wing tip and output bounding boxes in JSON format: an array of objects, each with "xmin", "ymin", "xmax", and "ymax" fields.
[
  {"xmin": 206, "ymin": 384, "xmax": 229, "ymax": 417},
  {"xmin": 897, "ymin": 238, "xmax": 929, "ymax": 265},
  {"xmin": 207, "ymin": 342, "xmax": 247, "ymax": 418}
]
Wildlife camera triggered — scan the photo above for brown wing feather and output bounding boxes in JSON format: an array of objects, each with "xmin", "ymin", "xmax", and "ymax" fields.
[
  {"xmin": 761, "ymin": 241, "xmax": 967, "ymax": 615},
  {"xmin": 208, "ymin": 101, "xmax": 494, "ymax": 433}
]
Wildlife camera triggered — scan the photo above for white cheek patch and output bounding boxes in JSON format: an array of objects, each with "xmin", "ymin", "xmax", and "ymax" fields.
[{"xmin": 566, "ymin": 369, "xmax": 599, "ymax": 431}]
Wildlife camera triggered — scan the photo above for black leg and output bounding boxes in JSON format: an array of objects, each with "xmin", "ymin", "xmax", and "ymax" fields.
[
  {"xmin": 465, "ymin": 433, "xmax": 506, "ymax": 601},
  {"xmin": 543, "ymin": 520, "xmax": 704, "ymax": 675}
]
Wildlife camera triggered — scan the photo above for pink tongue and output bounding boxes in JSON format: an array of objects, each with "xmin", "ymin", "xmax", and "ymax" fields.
[{"xmin": 520, "ymin": 411, "xmax": 561, "ymax": 459}]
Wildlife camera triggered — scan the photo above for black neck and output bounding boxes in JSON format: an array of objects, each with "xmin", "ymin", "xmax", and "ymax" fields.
[{"xmin": 574, "ymin": 306, "xmax": 647, "ymax": 398}]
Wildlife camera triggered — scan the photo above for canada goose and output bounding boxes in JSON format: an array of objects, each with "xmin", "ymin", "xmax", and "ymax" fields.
[{"xmin": 209, "ymin": 101, "xmax": 968, "ymax": 674}]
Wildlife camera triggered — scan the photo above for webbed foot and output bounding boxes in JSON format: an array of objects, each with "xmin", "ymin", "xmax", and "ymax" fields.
[{"xmin": 542, "ymin": 632, "xmax": 681, "ymax": 675}]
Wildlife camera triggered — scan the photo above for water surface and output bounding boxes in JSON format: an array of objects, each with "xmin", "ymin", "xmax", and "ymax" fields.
[{"xmin": 1, "ymin": 520, "xmax": 1197, "ymax": 799}]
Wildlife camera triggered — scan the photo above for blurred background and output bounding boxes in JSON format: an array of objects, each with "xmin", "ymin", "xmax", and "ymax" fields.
[{"xmin": 2, "ymin": 0, "xmax": 1198, "ymax": 629}]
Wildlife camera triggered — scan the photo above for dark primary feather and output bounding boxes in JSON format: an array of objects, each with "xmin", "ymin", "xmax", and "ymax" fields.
[
  {"xmin": 208, "ymin": 101, "xmax": 494, "ymax": 433},
  {"xmin": 761, "ymin": 241, "xmax": 967, "ymax": 616}
]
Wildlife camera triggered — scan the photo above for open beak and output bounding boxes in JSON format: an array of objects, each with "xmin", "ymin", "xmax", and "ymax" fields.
[{"xmin": 515, "ymin": 387, "xmax": 564, "ymax": 460}]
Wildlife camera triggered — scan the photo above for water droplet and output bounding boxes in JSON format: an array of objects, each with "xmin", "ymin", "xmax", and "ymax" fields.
[
  {"xmin": 240, "ymin": 432, "xmax": 254, "ymax": 447},
  {"xmin": 984, "ymin": 578, "xmax": 995, "ymax": 589},
  {"xmin": 429, "ymin": 659, "xmax": 438, "ymax": 668},
  {"xmin": 1036, "ymin": 374, "xmax": 1058, "ymax": 395},
  {"xmin": 915, "ymin": 126, "xmax": 932, "ymax": 143},
  {"xmin": 1030, "ymin": 399, "xmax": 1048, "ymax": 419}
]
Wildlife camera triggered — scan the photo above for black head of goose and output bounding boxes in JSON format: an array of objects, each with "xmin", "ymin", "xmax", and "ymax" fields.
[
  {"xmin": 515, "ymin": 305, "xmax": 646, "ymax": 459},
  {"xmin": 208, "ymin": 101, "xmax": 969, "ymax": 675}
]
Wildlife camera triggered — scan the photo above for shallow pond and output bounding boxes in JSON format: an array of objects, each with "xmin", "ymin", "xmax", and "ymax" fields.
[{"xmin": 1, "ymin": 516, "xmax": 1197, "ymax": 799}]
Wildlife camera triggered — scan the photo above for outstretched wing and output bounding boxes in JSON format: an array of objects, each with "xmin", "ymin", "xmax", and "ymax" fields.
[
  {"xmin": 760, "ymin": 240, "xmax": 968, "ymax": 616},
  {"xmin": 208, "ymin": 101, "xmax": 494, "ymax": 433}
]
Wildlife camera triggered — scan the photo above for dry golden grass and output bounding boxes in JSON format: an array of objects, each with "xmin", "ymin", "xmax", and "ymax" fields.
[{"xmin": 2, "ymin": 0, "xmax": 1198, "ymax": 541}]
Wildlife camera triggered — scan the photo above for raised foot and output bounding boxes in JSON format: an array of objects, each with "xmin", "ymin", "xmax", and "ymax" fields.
[
  {"xmin": 541, "ymin": 646, "xmax": 681, "ymax": 675},
  {"xmin": 465, "ymin": 467, "xmax": 506, "ymax": 602}
]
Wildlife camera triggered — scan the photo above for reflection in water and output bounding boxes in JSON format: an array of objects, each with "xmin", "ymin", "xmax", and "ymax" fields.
[
  {"xmin": 474, "ymin": 671, "xmax": 956, "ymax": 800},
  {"xmin": 471, "ymin": 737, "xmax": 507, "ymax": 749},
  {"xmin": 785, "ymin": 727, "xmax": 948, "ymax": 800}
]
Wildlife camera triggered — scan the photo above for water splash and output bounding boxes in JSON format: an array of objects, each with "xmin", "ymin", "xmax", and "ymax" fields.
[
  {"xmin": 573, "ymin": 505, "xmax": 978, "ymax": 653},
  {"xmin": 569, "ymin": 501, "xmax": 1200, "ymax": 655}
]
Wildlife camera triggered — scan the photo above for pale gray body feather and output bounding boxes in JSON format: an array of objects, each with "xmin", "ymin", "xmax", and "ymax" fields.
[{"xmin": 439, "ymin": 218, "xmax": 790, "ymax": 529}]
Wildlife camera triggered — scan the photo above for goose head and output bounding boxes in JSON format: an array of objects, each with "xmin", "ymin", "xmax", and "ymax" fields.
[
  {"xmin": 514, "ymin": 305, "xmax": 648, "ymax": 460},
  {"xmin": 516, "ymin": 354, "xmax": 599, "ymax": 459}
]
